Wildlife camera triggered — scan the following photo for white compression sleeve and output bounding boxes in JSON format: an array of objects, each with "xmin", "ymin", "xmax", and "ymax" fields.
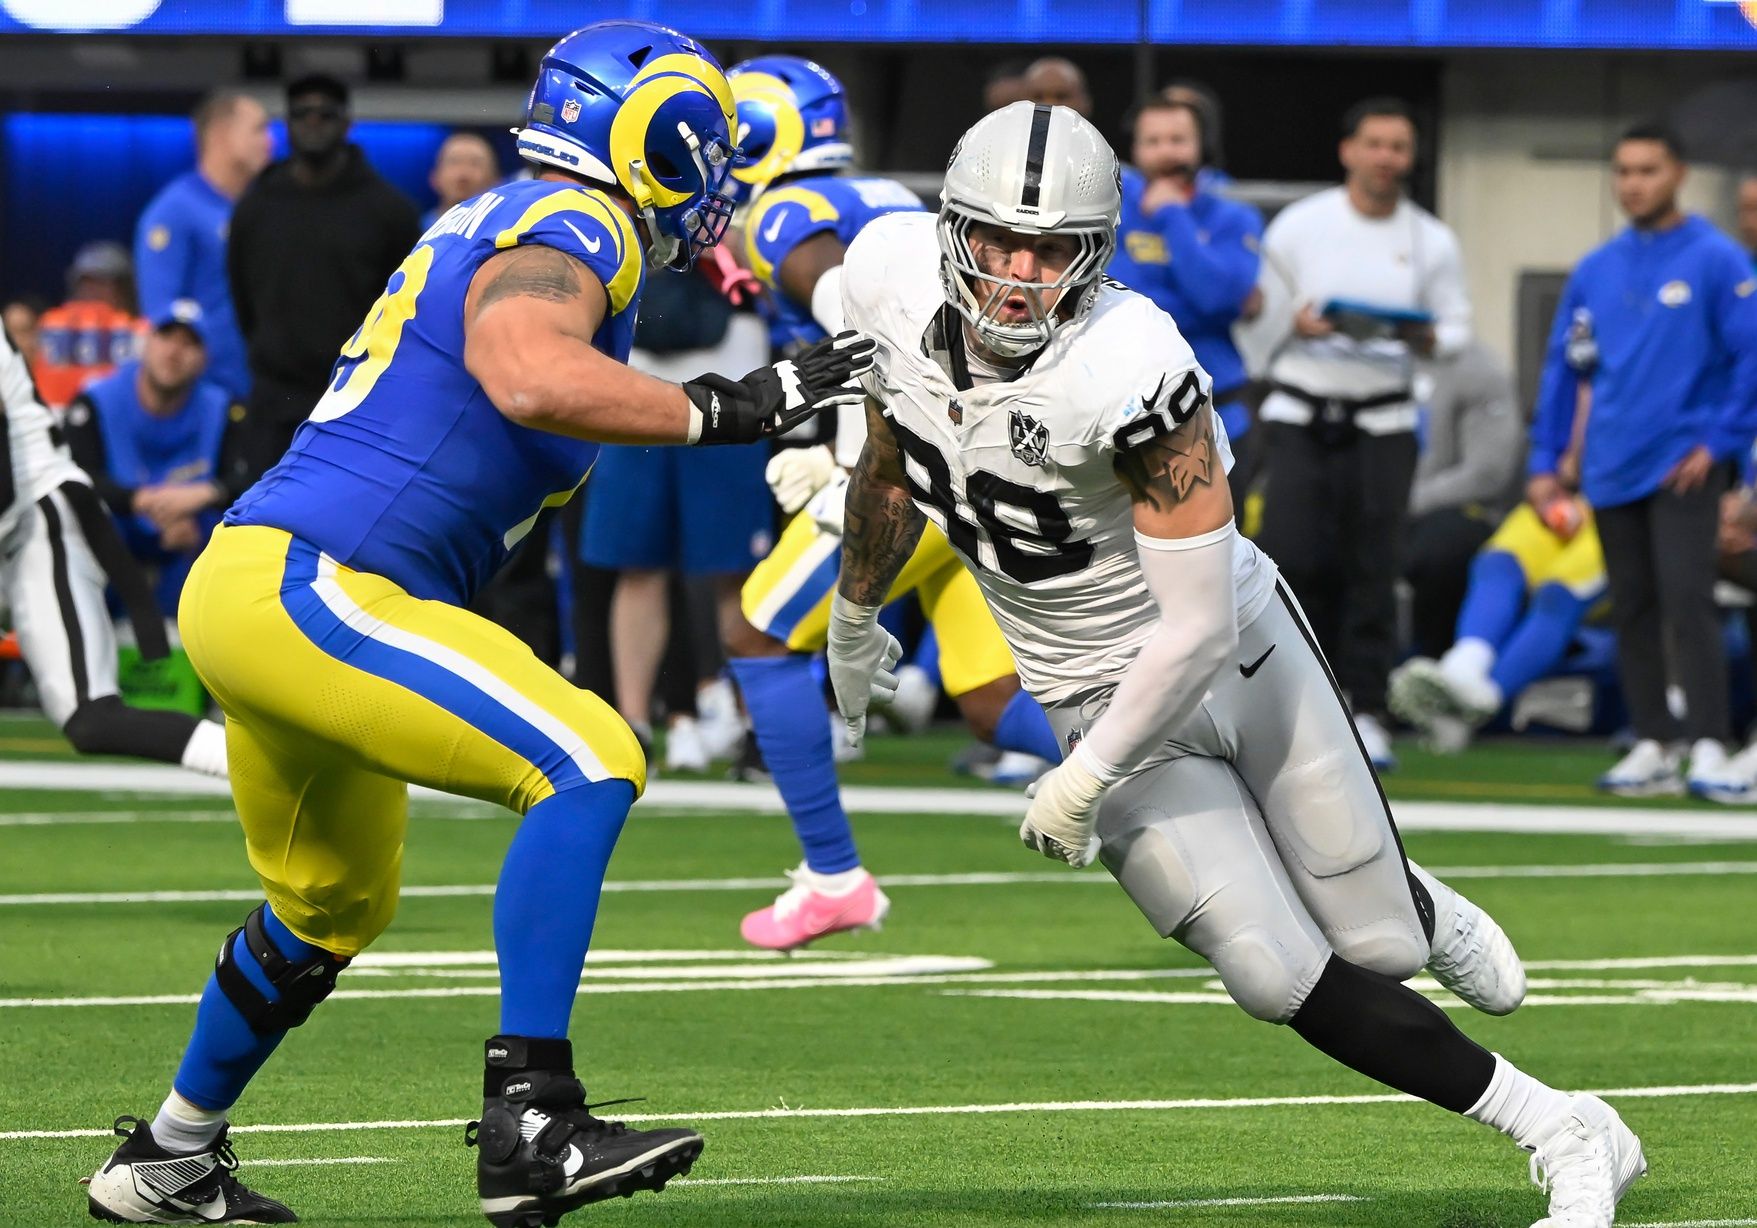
[
  {"xmin": 810, "ymin": 263, "xmax": 847, "ymax": 336},
  {"xmin": 1077, "ymin": 522, "xmax": 1241, "ymax": 782}
]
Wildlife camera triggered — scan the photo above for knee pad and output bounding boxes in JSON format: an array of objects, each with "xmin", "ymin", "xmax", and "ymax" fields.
[
  {"xmin": 213, "ymin": 905, "xmax": 351, "ymax": 1035},
  {"xmin": 1325, "ymin": 917, "xmax": 1428, "ymax": 982},
  {"xmin": 1208, "ymin": 926, "xmax": 1325, "ymax": 1024}
]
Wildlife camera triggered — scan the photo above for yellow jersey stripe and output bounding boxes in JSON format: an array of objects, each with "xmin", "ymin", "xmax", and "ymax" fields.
[{"xmin": 493, "ymin": 188, "xmax": 644, "ymax": 316}]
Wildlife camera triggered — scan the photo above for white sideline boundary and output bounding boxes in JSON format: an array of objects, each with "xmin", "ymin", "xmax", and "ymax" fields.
[
  {"xmin": 676, "ymin": 1175, "xmax": 883, "ymax": 1187},
  {"xmin": 5, "ymin": 760, "xmax": 1757, "ymax": 838},
  {"xmin": 245, "ymin": 1157, "xmax": 394, "ymax": 1167},
  {"xmin": 8, "ymin": 1081, "xmax": 1754, "ymax": 1142}
]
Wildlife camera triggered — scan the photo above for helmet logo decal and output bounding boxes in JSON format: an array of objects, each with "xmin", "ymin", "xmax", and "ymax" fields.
[{"xmin": 561, "ymin": 99, "xmax": 581, "ymax": 124}]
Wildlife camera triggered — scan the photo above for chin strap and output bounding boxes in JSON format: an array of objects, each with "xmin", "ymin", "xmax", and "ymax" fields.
[{"xmin": 626, "ymin": 162, "xmax": 682, "ymax": 271}]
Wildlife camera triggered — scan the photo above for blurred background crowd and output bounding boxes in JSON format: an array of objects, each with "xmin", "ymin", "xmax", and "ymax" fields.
[{"xmin": 4, "ymin": 8, "xmax": 1757, "ymax": 800}]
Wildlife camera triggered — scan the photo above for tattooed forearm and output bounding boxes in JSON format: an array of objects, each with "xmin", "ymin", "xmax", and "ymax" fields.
[
  {"xmin": 1114, "ymin": 407, "xmax": 1216, "ymax": 511},
  {"xmin": 474, "ymin": 245, "xmax": 585, "ymax": 314},
  {"xmin": 839, "ymin": 402, "xmax": 924, "ymax": 606}
]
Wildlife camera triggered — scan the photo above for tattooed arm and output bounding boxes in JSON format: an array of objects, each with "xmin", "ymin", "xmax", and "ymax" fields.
[
  {"xmin": 463, "ymin": 243, "xmax": 694, "ymax": 444},
  {"xmin": 1113, "ymin": 390, "xmax": 1235, "ymax": 541},
  {"xmin": 837, "ymin": 398, "xmax": 925, "ymax": 605}
]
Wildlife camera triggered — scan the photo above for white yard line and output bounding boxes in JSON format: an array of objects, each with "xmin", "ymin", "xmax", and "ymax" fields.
[
  {"xmin": 8, "ymin": 1081, "xmax": 1754, "ymax": 1142},
  {"xmin": 675, "ymin": 1175, "xmax": 883, "ymax": 1187},
  {"xmin": 244, "ymin": 1157, "xmax": 395, "ymax": 1167},
  {"xmin": 1622, "ymin": 1221, "xmax": 1757, "ymax": 1228},
  {"xmin": 8, "ymin": 862, "xmax": 1757, "ymax": 908},
  {"xmin": 1091, "ymin": 1194, "xmax": 1368, "ymax": 1209},
  {"xmin": 7, "ymin": 760, "xmax": 1757, "ymax": 837},
  {"xmin": 947, "ymin": 987, "xmax": 1757, "ymax": 1009}
]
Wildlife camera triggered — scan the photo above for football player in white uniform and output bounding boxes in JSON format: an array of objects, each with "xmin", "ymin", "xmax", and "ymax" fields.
[
  {"xmin": 0, "ymin": 322, "xmax": 227, "ymax": 776},
  {"xmin": 827, "ymin": 102, "xmax": 1645, "ymax": 1228}
]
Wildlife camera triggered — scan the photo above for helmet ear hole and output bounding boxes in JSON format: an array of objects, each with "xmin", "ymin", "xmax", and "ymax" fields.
[{"xmin": 647, "ymin": 150, "xmax": 680, "ymax": 179}]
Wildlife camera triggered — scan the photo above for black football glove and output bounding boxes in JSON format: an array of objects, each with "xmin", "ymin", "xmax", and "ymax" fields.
[{"xmin": 682, "ymin": 330, "xmax": 876, "ymax": 446}]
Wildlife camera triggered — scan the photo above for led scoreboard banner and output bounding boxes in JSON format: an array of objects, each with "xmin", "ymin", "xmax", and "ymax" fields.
[{"xmin": 0, "ymin": 0, "xmax": 1754, "ymax": 46}]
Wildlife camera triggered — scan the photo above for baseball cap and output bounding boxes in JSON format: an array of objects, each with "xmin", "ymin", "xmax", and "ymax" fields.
[
  {"xmin": 66, "ymin": 241, "xmax": 132, "ymax": 289},
  {"xmin": 150, "ymin": 298, "xmax": 208, "ymax": 347}
]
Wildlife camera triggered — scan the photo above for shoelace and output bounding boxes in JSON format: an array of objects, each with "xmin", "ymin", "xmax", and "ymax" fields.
[
  {"xmin": 1529, "ymin": 1120, "xmax": 1611, "ymax": 1215},
  {"xmin": 769, "ymin": 868, "xmax": 815, "ymax": 921}
]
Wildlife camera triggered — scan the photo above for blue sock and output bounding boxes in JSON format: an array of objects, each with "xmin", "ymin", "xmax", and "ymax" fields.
[
  {"xmin": 172, "ymin": 906, "xmax": 316, "ymax": 1111},
  {"xmin": 494, "ymin": 780, "xmax": 633, "ymax": 1039},
  {"xmin": 1492, "ymin": 582, "xmax": 1593, "ymax": 698},
  {"xmin": 729, "ymin": 654, "xmax": 860, "ymax": 874},
  {"xmin": 914, "ymin": 627, "xmax": 942, "ymax": 690},
  {"xmin": 991, "ymin": 689, "xmax": 1064, "ymax": 763},
  {"xmin": 1454, "ymin": 550, "xmax": 1528, "ymax": 648}
]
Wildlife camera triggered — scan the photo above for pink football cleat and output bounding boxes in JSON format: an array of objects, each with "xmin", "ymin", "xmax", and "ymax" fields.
[{"xmin": 740, "ymin": 864, "xmax": 891, "ymax": 952}]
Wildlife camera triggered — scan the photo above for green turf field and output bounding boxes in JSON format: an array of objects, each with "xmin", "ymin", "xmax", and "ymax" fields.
[{"xmin": 3, "ymin": 724, "xmax": 1756, "ymax": 1227}]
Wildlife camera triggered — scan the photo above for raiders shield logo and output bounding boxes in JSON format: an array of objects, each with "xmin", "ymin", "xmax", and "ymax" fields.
[
  {"xmin": 1009, "ymin": 409, "xmax": 1049, "ymax": 467},
  {"xmin": 561, "ymin": 99, "xmax": 582, "ymax": 124}
]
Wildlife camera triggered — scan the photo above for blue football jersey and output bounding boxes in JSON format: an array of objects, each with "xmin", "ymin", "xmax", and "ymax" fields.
[
  {"xmin": 228, "ymin": 178, "xmax": 646, "ymax": 604},
  {"xmin": 741, "ymin": 174, "xmax": 922, "ymax": 352}
]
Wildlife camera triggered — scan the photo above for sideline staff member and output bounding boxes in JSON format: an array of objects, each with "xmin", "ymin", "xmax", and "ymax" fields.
[
  {"xmin": 1109, "ymin": 93, "xmax": 1262, "ymax": 502},
  {"xmin": 1532, "ymin": 123, "xmax": 1757, "ymax": 798},
  {"xmin": 1254, "ymin": 97, "xmax": 1471, "ymax": 770}
]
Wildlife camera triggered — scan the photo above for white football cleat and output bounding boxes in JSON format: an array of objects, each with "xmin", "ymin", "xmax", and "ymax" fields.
[
  {"xmin": 694, "ymin": 678, "xmax": 747, "ymax": 762},
  {"xmin": 882, "ymin": 663, "xmax": 939, "ymax": 734},
  {"xmin": 1527, "ymin": 1094, "xmax": 1646, "ymax": 1228},
  {"xmin": 1685, "ymin": 738, "xmax": 1751, "ymax": 804},
  {"xmin": 1426, "ymin": 881, "xmax": 1526, "ymax": 1015},
  {"xmin": 1598, "ymin": 740, "xmax": 1683, "ymax": 798},
  {"xmin": 663, "ymin": 716, "xmax": 710, "ymax": 773},
  {"xmin": 1354, "ymin": 712, "xmax": 1397, "ymax": 773}
]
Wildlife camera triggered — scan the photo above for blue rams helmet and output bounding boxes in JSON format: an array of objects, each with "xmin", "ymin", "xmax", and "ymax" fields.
[
  {"xmin": 515, "ymin": 20, "xmax": 740, "ymax": 270},
  {"xmin": 726, "ymin": 56, "xmax": 853, "ymax": 204}
]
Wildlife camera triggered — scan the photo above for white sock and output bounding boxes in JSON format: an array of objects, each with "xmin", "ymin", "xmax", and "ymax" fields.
[
  {"xmin": 1465, "ymin": 1053, "xmax": 1572, "ymax": 1149},
  {"xmin": 803, "ymin": 865, "xmax": 868, "ymax": 895},
  {"xmin": 1442, "ymin": 637, "xmax": 1496, "ymax": 682},
  {"xmin": 152, "ymin": 1091, "xmax": 228, "ymax": 1154},
  {"xmin": 180, "ymin": 719, "xmax": 229, "ymax": 778}
]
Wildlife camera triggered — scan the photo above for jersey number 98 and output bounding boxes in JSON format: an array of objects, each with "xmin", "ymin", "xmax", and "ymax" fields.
[
  {"xmin": 887, "ymin": 417, "xmax": 1093, "ymax": 583},
  {"xmin": 312, "ymin": 245, "xmax": 436, "ymax": 423}
]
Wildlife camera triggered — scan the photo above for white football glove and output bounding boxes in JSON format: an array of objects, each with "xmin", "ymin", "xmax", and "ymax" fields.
[
  {"xmin": 765, "ymin": 444, "xmax": 840, "ymax": 514},
  {"xmin": 1019, "ymin": 747, "xmax": 1109, "ymax": 868},
  {"xmin": 805, "ymin": 470, "xmax": 850, "ymax": 536},
  {"xmin": 826, "ymin": 592, "xmax": 902, "ymax": 750}
]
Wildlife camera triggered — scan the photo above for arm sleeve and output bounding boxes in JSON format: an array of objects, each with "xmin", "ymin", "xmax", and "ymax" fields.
[
  {"xmin": 1155, "ymin": 199, "xmax": 1264, "ymax": 320},
  {"xmin": 63, "ymin": 396, "xmax": 134, "ymax": 515},
  {"xmin": 1075, "ymin": 523, "xmax": 1241, "ymax": 783},
  {"xmin": 1425, "ymin": 223, "xmax": 1473, "ymax": 358},
  {"xmin": 1708, "ymin": 252, "xmax": 1757, "ymax": 464},
  {"xmin": 1409, "ymin": 363, "xmax": 1523, "ymax": 516},
  {"xmin": 1527, "ymin": 274, "xmax": 1583, "ymax": 478},
  {"xmin": 134, "ymin": 199, "xmax": 192, "ymax": 320}
]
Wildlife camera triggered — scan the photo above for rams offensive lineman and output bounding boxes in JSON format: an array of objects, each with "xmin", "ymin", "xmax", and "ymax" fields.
[
  {"xmin": 718, "ymin": 56, "xmax": 1068, "ymax": 951},
  {"xmin": 87, "ymin": 22, "xmax": 872, "ymax": 1228},
  {"xmin": 827, "ymin": 102, "xmax": 1645, "ymax": 1227}
]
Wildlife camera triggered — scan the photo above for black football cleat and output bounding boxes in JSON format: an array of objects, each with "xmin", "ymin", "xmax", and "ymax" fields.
[
  {"xmin": 467, "ymin": 1036, "xmax": 703, "ymax": 1228},
  {"xmin": 86, "ymin": 1115, "xmax": 297, "ymax": 1223}
]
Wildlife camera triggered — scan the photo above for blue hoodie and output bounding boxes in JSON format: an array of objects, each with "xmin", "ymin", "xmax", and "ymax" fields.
[{"xmin": 1529, "ymin": 215, "xmax": 1757, "ymax": 508}]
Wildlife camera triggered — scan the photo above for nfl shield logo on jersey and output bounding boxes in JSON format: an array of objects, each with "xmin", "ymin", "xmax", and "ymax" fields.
[
  {"xmin": 1009, "ymin": 409, "xmax": 1049, "ymax": 467},
  {"xmin": 561, "ymin": 99, "xmax": 582, "ymax": 124}
]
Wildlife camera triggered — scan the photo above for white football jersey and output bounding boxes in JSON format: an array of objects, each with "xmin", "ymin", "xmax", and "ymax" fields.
[
  {"xmin": 842, "ymin": 212, "xmax": 1276, "ymax": 703},
  {"xmin": 1, "ymin": 326, "xmax": 87, "ymax": 537}
]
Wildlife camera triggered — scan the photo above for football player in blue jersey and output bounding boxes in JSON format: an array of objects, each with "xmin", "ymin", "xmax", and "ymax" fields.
[
  {"xmin": 717, "ymin": 57, "xmax": 1066, "ymax": 952},
  {"xmin": 86, "ymin": 22, "xmax": 874, "ymax": 1228}
]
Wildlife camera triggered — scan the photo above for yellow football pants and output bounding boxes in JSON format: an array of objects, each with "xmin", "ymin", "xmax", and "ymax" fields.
[
  {"xmin": 1484, "ymin": 503, "xmax": 1607, "ymax": 599},
  {"xmin": 179, "ymin": 524, "xmax": 644, "ymax": 956},
  {"xmin": 740, "ymin": 513, "xmax": 1016, "ymax": 697}
]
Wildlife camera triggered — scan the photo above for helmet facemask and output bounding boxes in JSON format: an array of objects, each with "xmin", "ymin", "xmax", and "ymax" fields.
[
  {"xmin": 936, "ymin": 204, "xmax": 1115, "ymax": 359},
  {"xmin": 630, "ymin": 119, "xmax": 739, "ymax": 271}
]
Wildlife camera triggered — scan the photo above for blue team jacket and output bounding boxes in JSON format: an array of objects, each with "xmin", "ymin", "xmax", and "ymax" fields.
[
  {"xmin": 1530, "ymin": 214, "xmax": 1757, "ymax": 508},
  {"xmin": 135, "ymin": 172, "xmax": 251, "ymax": 401},
  {"xmin": 1108, "ymin": 167, "xmax": 1262, "ymax": 434}
]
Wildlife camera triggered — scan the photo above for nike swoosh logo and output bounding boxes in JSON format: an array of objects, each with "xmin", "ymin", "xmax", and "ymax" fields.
[
  {"xmin": 1239, "ymin": 644, "xmax": 1276, "ymax": 679},
  {"xmin": 562, "ymin": 219, "xmax": 602, "ymax": 253},
  {"xmin": 762, "ymin": 209, "xmax": 789, "ymax": 244}
]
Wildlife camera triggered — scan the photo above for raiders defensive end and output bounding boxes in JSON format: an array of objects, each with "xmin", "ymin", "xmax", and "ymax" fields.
[
  {"xmin": 826, "ymin": 102, "xmax": 1645, "ymax": 1228},
  {"xmin": 0, "ymin": 321, "xmax": 227, "ymax": 776}
]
